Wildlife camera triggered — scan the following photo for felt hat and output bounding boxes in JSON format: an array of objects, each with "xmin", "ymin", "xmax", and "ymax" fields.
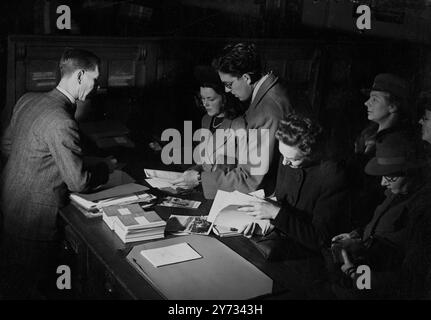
[
  {"xmin": 361, "ymin": 73, "xmax": 409, "ymax": 99},
  {"xmin": 365, "ymin": 130, "xmax": 423, "ymax": 176}
]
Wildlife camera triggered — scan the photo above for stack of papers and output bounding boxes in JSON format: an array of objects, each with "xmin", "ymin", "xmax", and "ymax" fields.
[
  {"xmin": 144, "ymin": 169, "xmax": 187, "ymax": 194},
  {"xmin": 207, "ymin": 190, "xmax": 272, "ymax": 237},
  {"xmin": 113, "ymin": 209, "xmax": 166, "ymax": 243},
  {"xmin": 69, "ymin": 183, "xmax": 150, "ymax": 217},
  {"xmin": 102, "ymin": 197, "xmax": 156, "ymax": 230}
]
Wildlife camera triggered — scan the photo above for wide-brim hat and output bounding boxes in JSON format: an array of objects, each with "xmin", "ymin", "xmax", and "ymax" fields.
[
  {"xmin": 361, "ymin": 73, "xmax": 409, "ymax": 99},
  {"xmin": 365, "ymin": 130, "xmax": 425, "ymax": 176}
]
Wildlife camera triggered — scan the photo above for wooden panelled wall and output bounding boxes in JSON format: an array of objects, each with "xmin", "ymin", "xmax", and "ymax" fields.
[{"xmin": 2, "ymin": 35, "xmax": 426, "ymax": 157}]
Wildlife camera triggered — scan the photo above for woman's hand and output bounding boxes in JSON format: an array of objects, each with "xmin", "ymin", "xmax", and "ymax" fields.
[
  {"xmin": 332, "ymin": 231, "xmax": 362, "ymax": 251},
  {"xmin": 237, "ymin": 220, "xmax": 274, "ymax": 238},
  {"xmin": 237, "ymin": 201, "xmax": 280, "ymax": 220},
  {"xmin": 340, "ymin": 249, "xmax": 357, "ymax": 279},
  {"xmin": 172, "ymin": 170, "xmax": 200, "ymax": 189}
]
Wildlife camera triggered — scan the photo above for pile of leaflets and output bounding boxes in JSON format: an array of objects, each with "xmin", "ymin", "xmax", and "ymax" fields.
[{"xmin": 103, "ymin": 204, "xmax": 166, "ymax": 243}]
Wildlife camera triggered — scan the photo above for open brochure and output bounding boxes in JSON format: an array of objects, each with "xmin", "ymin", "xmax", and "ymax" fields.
[{"xmin": 207, "ymin": 190, "xmax": 272, "ymax": 237}]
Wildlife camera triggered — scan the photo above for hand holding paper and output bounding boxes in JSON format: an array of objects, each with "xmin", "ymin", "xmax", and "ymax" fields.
[
  {"xmin": 172, "ymin": 170, "xmax": 200, "ymax": 189},
  {"xmin": 238, "ymin": 220, "xmax": 274, "ymax": 238},
  {"xmin": 237, "ymin": 201, "xmax": 280, "ymax": 220}
]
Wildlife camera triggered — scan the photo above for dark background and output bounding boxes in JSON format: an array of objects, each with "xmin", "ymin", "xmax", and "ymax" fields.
[{"xmin": 1, "ymin": 0, "xmax": 431, "ymax": 160}]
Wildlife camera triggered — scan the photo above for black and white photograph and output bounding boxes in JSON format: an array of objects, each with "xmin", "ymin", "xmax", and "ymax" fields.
[{"xmin": 0, "ymin": 0, "xmax": 431, "ymax": 310}]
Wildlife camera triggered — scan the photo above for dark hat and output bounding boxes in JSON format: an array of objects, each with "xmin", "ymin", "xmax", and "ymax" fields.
[
  {"xmin": 194, "ymin": 65, "xmax": 223, "ymax": 89},
  {"xmin": 361, "ymin": 73, "xmax": 409, "ymax": 99},
  {"xmin": 365, "ymin": 131, "xmax": 423, "ymax": 176}
]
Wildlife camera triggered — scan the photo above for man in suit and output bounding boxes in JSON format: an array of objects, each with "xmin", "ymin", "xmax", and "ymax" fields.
[
  {"xmin": 0, "ymin": 48, "xmax": 112, "ymax": 298},
  {"xmin": 174, "ymin": 43, "xmax": 293, "ymax": 198}
]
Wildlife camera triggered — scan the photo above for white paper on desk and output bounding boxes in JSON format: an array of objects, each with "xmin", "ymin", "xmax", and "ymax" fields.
[
  {"xmin": 207, "ymin": 190, "xmax": 265, "ymax": 223},
  {"xmin": 140, "ymin": 242, "xmax": 202, "ymax": 268},
  {"xmin": 145, "ymin": 177, "xmax": 176, "ymax": 189},
  {"xmin": 207, "ymin": 190, "xmax": 271, "ymax": 236},
  {"xmin": 144, "ymin": 169, "xmax": 183, "ymax": 181},
  {"xmin": 248, "ymin": 189, "xmax": 265, "ymax": 199},
  {"xmin": 70, "ymin": 183, "xmax": 149, "ymax": 210},
  {"xmin": 144, "ymin": 169, "xmax": 184, "ymax": 191}
]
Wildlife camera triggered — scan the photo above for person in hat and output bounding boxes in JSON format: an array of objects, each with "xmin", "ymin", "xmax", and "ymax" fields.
[
  {"xmin": 331, "ymin": 130, "xmax": 431, "ymax": 299},
  {"xmin": 172, "ymin": 65, "xmax": 248, "ymax": 198},
  {"xmin": 350, "ymin": 73, "xmax": 418, "ymax": 228},
  {"xmin": 357, "ymin": 73, "xmax": 410, "ymax": 154}
]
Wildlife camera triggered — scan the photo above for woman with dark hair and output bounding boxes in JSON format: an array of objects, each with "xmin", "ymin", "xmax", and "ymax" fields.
[
  {"xmin": 239, "ymin": 113, "xmax": 350, "ymax": 259},
  {"xmin": 173, "ymin": 66, "xmax": 247, "ymax": 199}
]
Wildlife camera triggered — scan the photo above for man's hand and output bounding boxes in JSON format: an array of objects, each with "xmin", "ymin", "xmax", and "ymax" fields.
[
  {"xmin": 237, "ymin": 201, "xmax": 280, "ymax": 220},
  {"xmin": 172, "ymin": 170, "xmax": 200, "ymax": 189}
]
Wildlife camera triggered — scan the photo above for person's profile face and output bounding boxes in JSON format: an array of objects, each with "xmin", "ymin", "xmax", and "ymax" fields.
[
  {"xmin": 364, "ymin": 91, "xmax": 393, "ymax": 123},
  {"xmin": 279, "ymin": 142, "xmax": 306, "ymax": 169},
  {"xmin": 419, "ymin": 109, "xmax": 431, "ymax": 144},
  {"xmin": 77, "ymin": 66, "xmax": 99, "ymax": 101},
  {"xmin": 200, "ymin": 87, "xmax": 223, "ymax": 117},
  {"xmin": 218, "ymin": 72, "xmax": 253, "ymax": 102}
]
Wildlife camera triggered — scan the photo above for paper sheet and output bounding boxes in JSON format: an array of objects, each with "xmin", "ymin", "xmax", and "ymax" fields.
[
  {"xmin": 140, "ymin": 242, "xmax": 202, "ymax": 268},
  {"xmin": 144, "ymin": 169, "xmax": 183, "ymax": 180},
  {"xmin": 70, "ymin": 183, "xmax": 149, "ymax": 210},
  {"xmin": 207, "ymin": 190, "xmax": 265, "ymax": 223}
]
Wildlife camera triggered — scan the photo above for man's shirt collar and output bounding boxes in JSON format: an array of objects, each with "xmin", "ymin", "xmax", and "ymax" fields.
[{"xmin": 56, "ymin": 85, "xmax": 76, "ymax": 104}]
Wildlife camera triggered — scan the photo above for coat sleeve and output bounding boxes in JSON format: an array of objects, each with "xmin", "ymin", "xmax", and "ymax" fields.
[
  {"xmin": 201, "ymin": 104, "xmax": 283, "ymax": 199},
  {"xmin": 45, "ymin": 119, "xmax": 109, "ymax": 193},
  {"xmin": 273, "ymin": 169, "xmax": 349, "ymax": 252},
  {"xmin": 1, "ymin": 94, "xmax": 31, "ymax": 161},
  {"xmin": 1, "ymin": 123, "xmax": 12, "ymax": 161}
]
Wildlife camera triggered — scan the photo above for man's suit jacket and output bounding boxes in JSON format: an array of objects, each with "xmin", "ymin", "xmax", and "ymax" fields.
[
  {"xmin": 196, "ymin": 114, "xmax": 247, "ymax": 199},
  {"xmin": 200, "ymin": 73, "xmax": 292, "ymax": 199},
  {"xmin": 0, "ymin": 89, "xmax": 108, "ymax": 241}
]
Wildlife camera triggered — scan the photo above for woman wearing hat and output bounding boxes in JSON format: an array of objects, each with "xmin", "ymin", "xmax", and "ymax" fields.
[
  {"xmin": 350, "ymin": 73, "xmax": 419, "ymax": 228},
  {"xmin": 331, "ymin": 131, "xmax": 431, "ymax": 299},
  {"xmin": 173, "ymin": 66, "xmax": 247, "ymax": 198}
]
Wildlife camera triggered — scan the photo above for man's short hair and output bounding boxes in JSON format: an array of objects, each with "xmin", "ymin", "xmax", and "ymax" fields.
[
  {"xmin": 59, "ymin": 48, "xmax": 100, "ymax": 78},
  {"xmin": 212, "ymin": 42, "xmax": 262, "ymax": 84}
]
